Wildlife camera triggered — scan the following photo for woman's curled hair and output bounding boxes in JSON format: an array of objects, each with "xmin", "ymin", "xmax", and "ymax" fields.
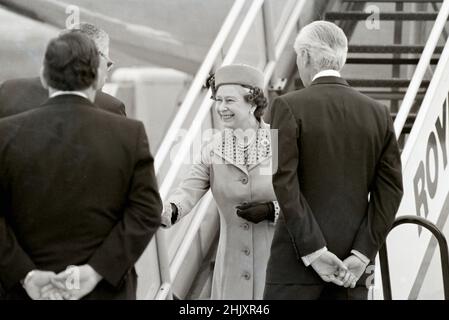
[
  {"xmin": 244, "ymin": 86, "xmax": 268, "ymax": 121},
  {"xmin": 205, "ymin": 73, "xmax": 216, "ymax": 99}
]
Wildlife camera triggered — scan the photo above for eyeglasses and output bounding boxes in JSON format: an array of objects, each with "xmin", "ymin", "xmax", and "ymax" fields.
[{"xmin": 99, "ymin": 51, "xmax": 114, "ymax": 71}]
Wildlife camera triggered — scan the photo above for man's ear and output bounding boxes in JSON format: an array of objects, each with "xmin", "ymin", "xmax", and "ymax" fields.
[
  {"xmin": 39, "ymin": 67, "xmax": 49, "ymax": 89},
  {"xmin": 92, "ymin": 67, "xmax": 101, "ymax": 91},
  {"xmin": 300, "ymin": 49, "xmax": 310, "ymax": 67}
]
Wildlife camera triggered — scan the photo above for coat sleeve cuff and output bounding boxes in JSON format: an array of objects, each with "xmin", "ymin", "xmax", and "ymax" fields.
[
  {"xmin": 351, "ymin": 249, "xmax": 370, "ymax": 265},
  {"xmin": 301, "ymin": 247, "xmax": 328, "ymax": 267},
  {"xmin": 88, "ymin": 255, "xmax": 126, "ymax": 288}
]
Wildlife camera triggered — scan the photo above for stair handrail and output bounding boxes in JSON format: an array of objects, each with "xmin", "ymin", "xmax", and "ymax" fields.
[
  {"xmin": 379, "ymin": 23, "xmax": 449, "ymax": 301},
  {"xmin": 379, "ymin": 215, "xmax": 449, "ymax": 300},
  {"xmin": 154, "ymin": 0, "xmax": 264, "ymax": 300},
  {"xmin": 154, "ymin": 0, "xmax": 307, "ymax": 299},
  {"xmin": 377, "ymin": 2, "xmax": 449, "ymax": 300},
  {"xmin": 394, "ymin": 0, "xmax": 449, "ymax": 138},
  {"xmin": 150, "ymin": 0, "xmax": 246, "ymax": 300},
  {"xmin": 263, "ymin": 0, "xmax": 306, "ymax": 87},
  {"xmin": 158, "ymin": 0, "xmax": 265, "ymax": 201},
  {"xmin": 169, "ymin": 191, "xmax": 214, "ymax": 284},
  {"xmin": 154, "ymin": 0, "xmax": 246, "ymax": 174}
]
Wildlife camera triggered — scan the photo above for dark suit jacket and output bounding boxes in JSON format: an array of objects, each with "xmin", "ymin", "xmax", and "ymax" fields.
[
  {"xmin": 0, "ymin": 77, "xmax": 126, "ymax": 118},
  {"xmin": 0, "ymin": 95, "xmax": 161, "ymax": 299},
  {"xmin": 265, "ymin": 76, "xmax": 403, "ymax": 291},
  {"xmin": 0, "ymin": 77, "xmax": 126, "ymax": 299}
]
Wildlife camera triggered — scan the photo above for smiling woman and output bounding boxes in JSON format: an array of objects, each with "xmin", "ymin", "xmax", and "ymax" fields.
[
  {"xmin": 215, "ymin": 85, "xmax": 256, "ymax": 129},
  {"xmin": 160, "ymin": 64, "xmax": 279, "ymax": 300}
]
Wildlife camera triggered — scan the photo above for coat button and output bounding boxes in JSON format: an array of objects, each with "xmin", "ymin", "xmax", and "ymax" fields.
[
  {"xmin": 241, "ymin": 222, "xmax": 249, "ymax": 230},
  {"xmin": 242, "ymin": 201, "xmax": 248, "ymax": 206},
  {"xmin": 243, "ymin": 248, "xmax": 251, "ymax": 256},
  {"xmin": 242, "ymin": 272, "xmax": 251, "ymax": 280},
  {"xmin": 241, "ymin": 177, "xmax": 248, "ymax": 184}
]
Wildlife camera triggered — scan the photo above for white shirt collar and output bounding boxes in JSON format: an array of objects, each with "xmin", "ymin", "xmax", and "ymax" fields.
[
  {"xmin": 50, "ymin": 91, "xmax": 89, "ymax": 99},
  {"xmin": 312, "ymin": 70, "xmax": 341, "ymax": 82}
]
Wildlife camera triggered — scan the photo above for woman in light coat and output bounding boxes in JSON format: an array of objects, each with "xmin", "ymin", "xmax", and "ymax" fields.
[{"xmin": 161, "ymin": 64, "xmax": 279, "ymax": 300}]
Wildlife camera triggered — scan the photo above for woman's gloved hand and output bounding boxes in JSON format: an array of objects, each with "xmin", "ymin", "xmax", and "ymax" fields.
[
  {"xmin": 161, "ymin": 202, "xmax": 179, "ymax": 228},
  {"xmin": 236, "ymin": 202, "xmax": 274, "ymax": 224}
]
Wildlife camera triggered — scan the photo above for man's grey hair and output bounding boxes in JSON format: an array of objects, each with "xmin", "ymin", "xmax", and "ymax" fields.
[
  {"xmin": 294, "ymin": 21, "xmax": 348, "ymax": 72},
  {"xmin": 60, "ymin": 23, "xmax": 109, "ymax": 49}
]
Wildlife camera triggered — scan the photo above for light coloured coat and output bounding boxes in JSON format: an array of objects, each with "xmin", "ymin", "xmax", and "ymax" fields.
[{"xmin": 169, "ymin": 122, "xmax": 276, "ymax": 299}]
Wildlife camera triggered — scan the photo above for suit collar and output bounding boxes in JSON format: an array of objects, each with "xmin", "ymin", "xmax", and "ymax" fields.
[
  {"xmin": 312, "ymin": 70, "xmax": 341, "ymax": 82},
  {"xmin": 33, "ymin": 79, "xmax": 105, "ymax": 107},
  {"xmin": 50, "ymin": 91, "xmax": 89, "ymax": 100},
  {"xmin": 311, "ymin": 76, "xmax": 349, "ymax": 87},
  {"xmin": 42, "ymin": 94, "xmax": 98, "ymax": 109}
]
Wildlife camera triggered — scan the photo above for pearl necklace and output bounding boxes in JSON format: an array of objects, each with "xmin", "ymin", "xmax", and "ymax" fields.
[
  {"xmin": 233, "ymin": 131, "xmax": 259, "ymax": 165},
  {"xmin": 235, "ymin": 133, "xmax": 257, "ymax": 151}
]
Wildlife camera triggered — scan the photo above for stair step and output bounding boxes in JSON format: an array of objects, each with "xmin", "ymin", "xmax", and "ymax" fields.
[
  {"xmin": 293, "ymin": 78, "xmax": 429, "ymax": 90},
  {"xmin": 346, "ymin": 57, "xmax": 439, "ymax": 64},
  {"xmin": 326, "ymin": 11, "xmax": 439, "ymax": 21},
  {"xmin": 392, "ymin": 112, "xmax": 417, "ymax": 134},
  {"xmin": 347, "ymin": 78, "xmax": 430, "ymax": 87},
  {"xmin": 349, "ymin": 45, "xmax": 443, "ymax": 54},
  {"xmin": 391, "ymin": 113, "xmax": 417, "ymax": 121},
  {"xmin": 361, "ymin": 91, "xmax": 425, "ymax": 100}
]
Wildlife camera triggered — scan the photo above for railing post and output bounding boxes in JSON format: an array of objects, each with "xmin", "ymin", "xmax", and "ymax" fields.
[
  {"xmin": 390, "ymin": 2, "xmax": 403, "ymax": 114},
  {"xmin": 153, "ymin": 232, "xmax": 173, "ymax": 300},
  {"xmin": 437, "ymin": 228, "xmax": 449, "ymax": 299},
  {"xmin": 379, "ymin": 242, "xmax": 392, "ymax": 300},
  {"xmin": 262, "ymin": 0, "xmax": 276, "ymax": 65}
]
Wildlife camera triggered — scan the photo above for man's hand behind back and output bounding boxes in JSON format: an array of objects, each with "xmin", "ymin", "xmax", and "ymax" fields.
[{"xmin": 311, "ymin": 251, "xmax": 352, "ymax": 286}]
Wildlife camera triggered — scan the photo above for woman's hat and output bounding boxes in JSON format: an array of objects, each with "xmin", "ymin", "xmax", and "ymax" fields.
[{"xmin": 214, "ymin": 64, "xmax": 264, "ymax": 89}]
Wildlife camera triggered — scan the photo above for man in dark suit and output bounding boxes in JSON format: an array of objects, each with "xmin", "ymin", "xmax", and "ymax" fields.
[
  {"xmin": 0, "ymin": 32, "xmax": 161, "ymax": 300},
  {"xmin": 0, "ymin": 23, "xmax": 125, "ymax": 300},
  {"xmin": 264, "ymin": 21, "xmax": 403, "ymax": 300},
  {"xmin": 0, "ymin": 23, "xmax": 126, "ymax": 119}
]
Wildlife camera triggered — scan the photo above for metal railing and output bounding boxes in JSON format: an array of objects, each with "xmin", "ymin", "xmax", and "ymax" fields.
[
  {"xmin": 379, "ymin": 215, "xmax": 449, "ymax": 300},
  {"xmin": 158, "ymin": 0, "xmax": 265, "ymax": 201},
  {"xmin": 153, "ymin": 0, "xmax": 246, "ymax": 174},
  {"xmin": 380, "ymin": 1, "xmax": 449, "ymax": 300},
  {"xmin": 150, "ymin": 0, "xmax": 307, "ymax": 300},
  {"xmin": 394, "ymin": 0, "xmax": 449, "ymax": 138},
  {"xmin": 150, "ymin": 1, "xmax": 247, "ymax": 300},
  {"xmin": 151, "ymin": 0, "xmax": 449, "ymax": 301},
  {"xmin": 399, "ymin": 17, "xmax": 449, "ymax": 169}
]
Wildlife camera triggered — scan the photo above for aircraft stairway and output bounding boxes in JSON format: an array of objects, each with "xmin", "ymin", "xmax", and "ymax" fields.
[{"xmin": 150, "ymin": 0, "xmax": 449, "ymax": 300}]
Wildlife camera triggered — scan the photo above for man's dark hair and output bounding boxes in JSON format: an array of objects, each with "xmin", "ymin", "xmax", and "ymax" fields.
[{"xmin": 43, "ymin": 32, "xmax": 99, "ymax": 91}]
